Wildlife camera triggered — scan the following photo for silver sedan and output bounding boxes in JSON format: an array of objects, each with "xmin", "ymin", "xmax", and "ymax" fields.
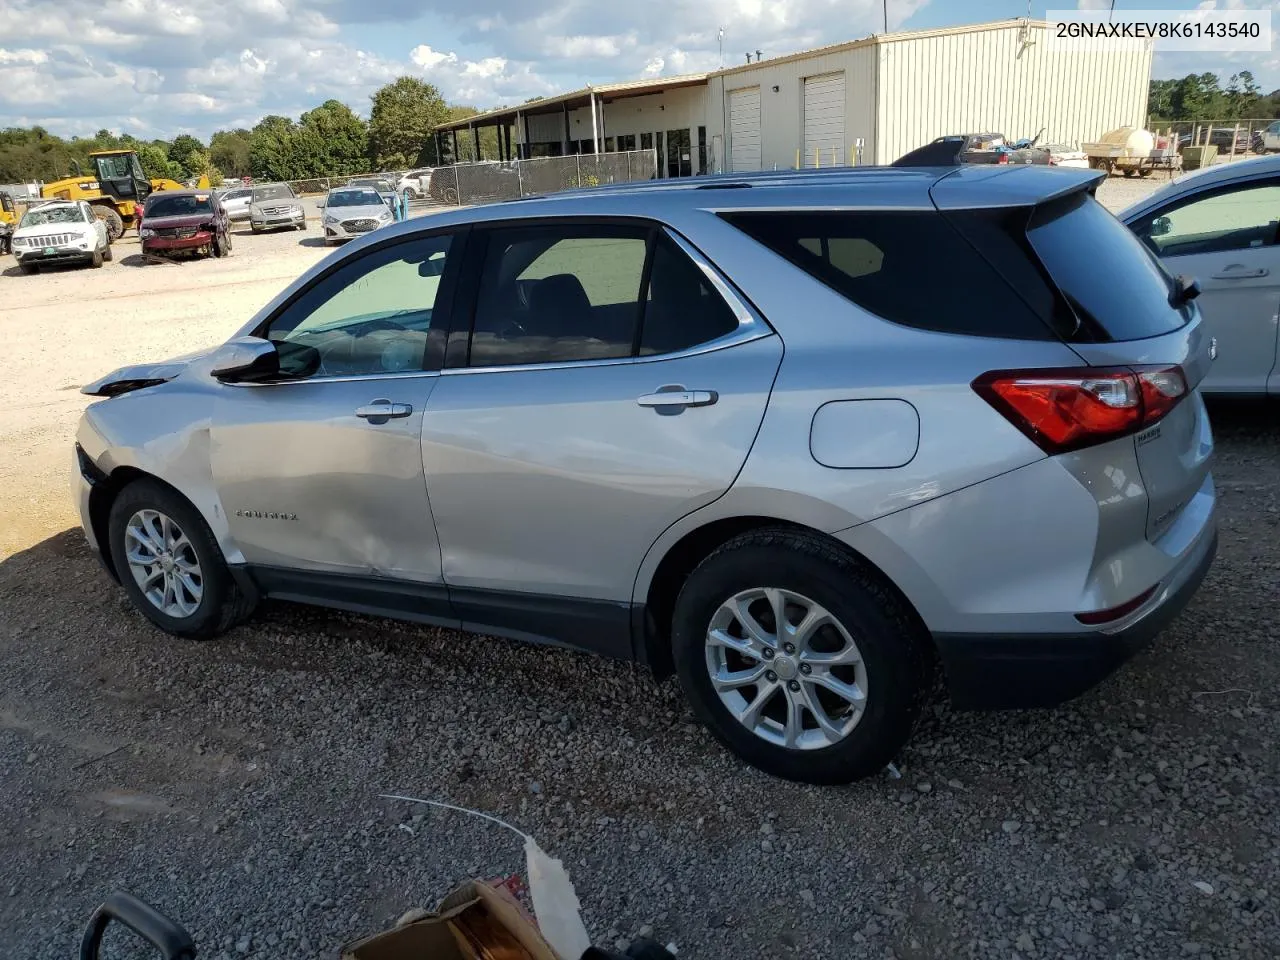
[{"xmin": 320, "ymin": 187, "xmax": 394, "ymax": 244}]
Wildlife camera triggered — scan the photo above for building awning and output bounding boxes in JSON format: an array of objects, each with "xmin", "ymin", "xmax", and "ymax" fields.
[{"xmin": 435, "ymin": 73, "xmax": 710, "ymax": 132}]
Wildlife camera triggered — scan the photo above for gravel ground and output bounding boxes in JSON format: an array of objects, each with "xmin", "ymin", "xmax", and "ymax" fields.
[{"xmin": 3, "ymin": 174, "xmax": 1278, "ymax": 960}]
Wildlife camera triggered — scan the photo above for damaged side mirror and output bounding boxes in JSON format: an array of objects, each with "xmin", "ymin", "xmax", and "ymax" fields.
[{"xmin": 210, "ymin": 336, "xmax": 281, "ymax": 383}]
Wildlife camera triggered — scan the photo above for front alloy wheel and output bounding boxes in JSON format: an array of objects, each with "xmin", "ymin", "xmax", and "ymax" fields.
[
  {"xmin": 707, "ymin": 588, "xmax": 868, "ymax": 750},
  {"xmin": 124, "ymin": 509, "xmax": 203, "ymax": 618}
]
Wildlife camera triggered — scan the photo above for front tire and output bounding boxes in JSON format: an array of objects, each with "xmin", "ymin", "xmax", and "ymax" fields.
[
  {"xmin": 107, "ymin": 479, "xmax": 256, "ymax": 640},
  {"xmin": 671, "ymin": 528, "xmax": 931, "ymax": 785},
  {"xmin": 90, "ymin": 247, "xmax": 104, "ymax": 268},
  {"xmin": 103, "ymin": 242, "xmax": 113, "ymax": 262}
]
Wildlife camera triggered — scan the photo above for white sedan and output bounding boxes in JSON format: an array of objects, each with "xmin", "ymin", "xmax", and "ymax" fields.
[
  {"xmin": 1120, "ymin": 153, "xmax": 1280, "ymax": 396},
  {"xmin": 11, "ymin": 199, "xmax": 111, "ymax": 274},
  {"xmin": 396, "ymin": 168, "xmax": 433, "ymax": 198},
  {"xmin": 321, "ymin": 187, "xmax": 395, "ymax": 244}
]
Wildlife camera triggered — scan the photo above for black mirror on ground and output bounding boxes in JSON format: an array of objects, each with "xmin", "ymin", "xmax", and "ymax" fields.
[{"xmin": 210, "ymin": 336, "xmax": 281, "ymax": 382}]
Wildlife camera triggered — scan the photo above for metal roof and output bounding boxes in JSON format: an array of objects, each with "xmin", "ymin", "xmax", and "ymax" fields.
[{"xmin": 435, "ymin": 73, "xmax": 710, "ymax": 132}]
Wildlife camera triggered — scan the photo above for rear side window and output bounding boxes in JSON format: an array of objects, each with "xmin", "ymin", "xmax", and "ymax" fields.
[
  {"xmin": 721, "ymin": 211, "xmax": 1058, "ymax": 340},
  {"xmin": 1027, "ymin": 192, "xmax": 1186, "ymax": 341},
  {"xmin": 640, "ymin": 233, "xmax": 740, "ymax": 355}
]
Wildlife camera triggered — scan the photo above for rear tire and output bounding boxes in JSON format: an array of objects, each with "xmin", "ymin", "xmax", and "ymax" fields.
[
  {"xmin": 671, "ymin": 527, "xmax": 931, "ymax": 785},
  {"xmin": 107, "ymin": 479, "xmax": 257, "ymax": 640}
]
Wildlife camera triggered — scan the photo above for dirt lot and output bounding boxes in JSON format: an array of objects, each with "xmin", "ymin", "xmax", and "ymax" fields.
[{"xmin": 2, "ymin": 179, "xmax": 1278, "ymax": 959}]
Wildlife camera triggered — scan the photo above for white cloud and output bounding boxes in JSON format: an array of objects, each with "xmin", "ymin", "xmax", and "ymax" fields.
[
  {"xmin": 410, "ymin": 44, "xmax": 459, "ymax": 69},
  {"xmin": 1076, "ymin": 0, "xmax": 1112, "ymax": 10}
]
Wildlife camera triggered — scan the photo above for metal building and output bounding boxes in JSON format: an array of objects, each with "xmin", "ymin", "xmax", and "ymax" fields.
[
  {"xmin": 435, "ymin": 18, "xmax": 1152, "ymax": 175},
  {"xmin": 705, "ymin": 19, "xmax": 1152, "ymax": 169}
]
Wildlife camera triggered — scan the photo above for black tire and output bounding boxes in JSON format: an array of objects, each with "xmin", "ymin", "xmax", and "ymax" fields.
[
  {"xmin": 90, "ymin": 247, "xmax": 104, "ymax": 269},
  {"xmin": 93, "ymin": 205, "xmax": 125, "ymax": 242},
  {"xmin": 20, "ymin": 262, "xmax": 38, "ymax": 275},
  {"xmin": 671, "ymin": 527, "xmax": 932, "ymax": 785},
  {"xmin": 103, "ymin": 242, "xmax": 113, "ymax": 262},
  {"xmin": 107, "ymin": 479, "xmax": 257, "ymax": 640}
]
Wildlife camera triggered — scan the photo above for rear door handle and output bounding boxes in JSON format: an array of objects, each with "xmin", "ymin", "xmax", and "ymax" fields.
[
  {"xmin": 1211, "ymin": 266, "xmax": 1269, "ymax": 279},
  {"xmin": 355, "ymin": 399, "xmax": 413, "ymax": 422},
  {"xmin": 637, "ymin": 388, "xmax": 719, "ymax": 409}
]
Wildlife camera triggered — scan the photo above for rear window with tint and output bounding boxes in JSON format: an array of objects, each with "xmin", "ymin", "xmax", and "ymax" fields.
[
  {"xmin": 1026, "ymin": 192, "xmax": 1188, "ymax": 341},
  {"xmin": 720, "ymin": 211, "xmax": 1059, "ymax": 340}
]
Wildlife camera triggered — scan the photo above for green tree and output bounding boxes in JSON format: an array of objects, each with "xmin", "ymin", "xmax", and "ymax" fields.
[
  {"xmin": 249, "ymin": 115, "xmax": 297, "ymax": 180},
  {"xmin": 136, "ymin": 143, "xmax": 182, "ymax": 181},
  {"xmin": 369, "ymin": 77, "xmax": 448, "ymax": 168},
  {"xmin": 210, "ymin": 129, "xmax": 253, "ymax": 178},
  {"xmin": 184, "ymin": 149, "xmax": 223, "ymax": 186},
  {"xmin": 299, "ymin": 99, "xmax": 368, "ymax": 175},
  {"xmin": 168, "ymin": 133, "xmax": 206, "ymax": 176}
]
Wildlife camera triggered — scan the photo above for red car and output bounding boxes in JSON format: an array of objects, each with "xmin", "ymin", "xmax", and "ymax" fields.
[{"xmin": 138, "ymin": 190, "xmax": 232, "ymax": 260}]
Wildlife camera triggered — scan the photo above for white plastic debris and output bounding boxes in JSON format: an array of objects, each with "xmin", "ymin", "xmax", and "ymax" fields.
[
  {"xmin": 1192, "ymin": 881, "xmax": 1214, "ymax": 896},
  {"xmin": 380, "ymin": 794, "xmax": 591, "ymax": 960},
  {"xmin": 884, "ymin": 762, "xmax": 903, "ymax": 780}
]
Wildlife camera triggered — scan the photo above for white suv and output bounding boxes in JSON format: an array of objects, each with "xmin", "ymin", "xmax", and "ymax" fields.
[{"xmin": 12, "ymin": 200, "xmax": 111, "ymax": 274}]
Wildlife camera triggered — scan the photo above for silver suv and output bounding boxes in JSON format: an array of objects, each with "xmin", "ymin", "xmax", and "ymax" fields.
[{"xmin": 74, "ymin": 166, "xmax": 1218, "ymax": 784}]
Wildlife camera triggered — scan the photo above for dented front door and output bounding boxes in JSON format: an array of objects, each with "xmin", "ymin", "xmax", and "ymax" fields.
[{"xmin": 210, "ymin": 375, "xmax": 443, "ymax": 582}]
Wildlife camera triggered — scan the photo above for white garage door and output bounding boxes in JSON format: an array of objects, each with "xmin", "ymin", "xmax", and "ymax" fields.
[
  {"xmin": 804, "ymin": 73, "xmax": 845, "ymax": 167},
  {"xmin": 729, "ymin": 87, "xmax": 761, "ymax": 172}
]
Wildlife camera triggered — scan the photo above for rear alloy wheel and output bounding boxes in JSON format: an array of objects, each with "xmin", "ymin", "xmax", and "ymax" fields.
[
  {"xmin": 672, "ymin": 527, "xmax": 931, "ymax": 784},
  {"xmin": 108, "ymin": 479, "xmax": 256, "ymax": 639}
]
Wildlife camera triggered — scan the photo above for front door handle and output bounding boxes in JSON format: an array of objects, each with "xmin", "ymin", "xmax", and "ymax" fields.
[
  {"xmin": 637, "ymin": 388, "xmax": 719, "ymax": 409},
  {"xmin": 1211, "ymin": 265, "xmax": 1269, "ymax": 279},
  {"xmin": 355, "ymin": 399, "xmax": 413, "ymax": 423}
]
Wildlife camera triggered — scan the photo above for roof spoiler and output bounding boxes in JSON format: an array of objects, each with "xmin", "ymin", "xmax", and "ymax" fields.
[{"xmin": 928, "ymin": 165, "xmax": 1105, "ymax": 210}]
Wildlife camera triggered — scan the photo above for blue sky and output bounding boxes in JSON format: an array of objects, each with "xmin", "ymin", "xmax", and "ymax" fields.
[{"xmin": 0, "ymin": 0, "xmax": 1274, "ymax": 139}]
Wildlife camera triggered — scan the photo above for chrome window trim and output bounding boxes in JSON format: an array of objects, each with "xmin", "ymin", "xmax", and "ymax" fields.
[
  {"xmin": 223, "ymin": 370, "xmax": 441, "ymax": 389},
  {"xmin": 444, "ymin": 223, "xmax": 773, "ymax": 378}
]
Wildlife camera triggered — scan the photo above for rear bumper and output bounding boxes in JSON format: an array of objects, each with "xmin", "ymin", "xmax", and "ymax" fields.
[{"xmin": 936, "ymin": 526, "xmax": 1218, "ymax": 710}]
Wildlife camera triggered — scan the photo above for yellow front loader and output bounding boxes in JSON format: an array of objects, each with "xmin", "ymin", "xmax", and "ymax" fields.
[{"xmin": 40, "ymin": 150, "xmax": 209, "ymax": 240}]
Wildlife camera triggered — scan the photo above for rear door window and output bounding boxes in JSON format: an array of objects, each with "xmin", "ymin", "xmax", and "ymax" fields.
[
  {"xmin": 469, "ymin": 224, "xmax": 649, "ymax": 367},
  {"xmin": 1027, "ymin": 191, "xmax": 1188, "ymax": 341},
  {"xmin": 721, "ymin": 210, "xmax": 1060, "ymax": 340}
]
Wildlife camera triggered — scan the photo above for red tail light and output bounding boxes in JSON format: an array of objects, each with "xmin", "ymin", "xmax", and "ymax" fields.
[
  {"xmin": 973, "ymin": 365, "xmax": 1188, "ymax": 454},
  {"xmin": 997, "ymin": 153, "xmax": 1009, "ymax": 164}
]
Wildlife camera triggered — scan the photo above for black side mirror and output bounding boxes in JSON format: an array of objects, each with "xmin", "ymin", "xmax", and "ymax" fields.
[
  {"xmin": 80, "ymin": 891, "xmax": 195, "ymax": 960},
  {"xmin": 1150, "ymin": 215, "xmax": 1172, "ymax": 238},
  {"xmin": 210, "ymin": 336, "xmax": 280, "ymax": 382},
  {"xmin": 1172, "ymin": 274, "xmax": 1201, "ymax": 306}
]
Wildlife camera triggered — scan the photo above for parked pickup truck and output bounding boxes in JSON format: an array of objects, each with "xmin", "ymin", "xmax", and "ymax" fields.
[{"xmin": 892, "ymin": 132, "xmax": 1050, "ymax": 167}]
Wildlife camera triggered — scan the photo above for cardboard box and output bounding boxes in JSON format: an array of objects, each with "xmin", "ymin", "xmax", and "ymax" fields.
[{"xmin": 341, "ymin": 881, "xmax": 565, "ymax": 960}]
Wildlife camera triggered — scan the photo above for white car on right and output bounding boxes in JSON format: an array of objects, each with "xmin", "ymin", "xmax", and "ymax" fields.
[
  {"xmin": 396, "ymin": 168, "xmax": 433, "ymax": 199},
  {"xmin": 1120, "ymin": 153, "xmax": 1280, "ymax": 397}
]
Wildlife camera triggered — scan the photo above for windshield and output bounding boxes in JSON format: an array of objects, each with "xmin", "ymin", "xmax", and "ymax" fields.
[
  {"xmin": 93, "ymin": 154, "xmax": 132, "ymax": 180},
  {"xmin": 21, "ymin": 205, "xmax": 86, "ymax": 227},
  {"xmin": 253, "ymin": 184, "xmax": 295, "ymax": 203},
  {"xmin": 146, "ymin": 194, "xmax": 213, "ymax": 218},
  {"xmin": 328, "ymin": 190, "xmax": 383, "ymax": 207}
]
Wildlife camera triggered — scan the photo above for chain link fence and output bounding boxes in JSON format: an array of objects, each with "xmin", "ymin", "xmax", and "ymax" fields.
[
  {"xmin": 427, "ymin": 149, "xmax": 659, "ymax": 206},
  {"xmin": 1148, "ymin": 118, "xmax": 1278, "ymax": 160}
]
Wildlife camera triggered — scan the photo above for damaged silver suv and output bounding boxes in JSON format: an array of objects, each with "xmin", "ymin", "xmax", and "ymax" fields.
[{"xmin": 75, "ymin": 165, "xmax": 1217, "ymax": 783}]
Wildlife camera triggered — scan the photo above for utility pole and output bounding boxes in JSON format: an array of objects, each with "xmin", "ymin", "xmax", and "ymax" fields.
[
  {"xmin": 718, "ymin": 27, "xmax": 724, "ymax": 68},
  {"xmin": 883, "ymin": 0, "xmax": 888, "ymax": 32}
]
